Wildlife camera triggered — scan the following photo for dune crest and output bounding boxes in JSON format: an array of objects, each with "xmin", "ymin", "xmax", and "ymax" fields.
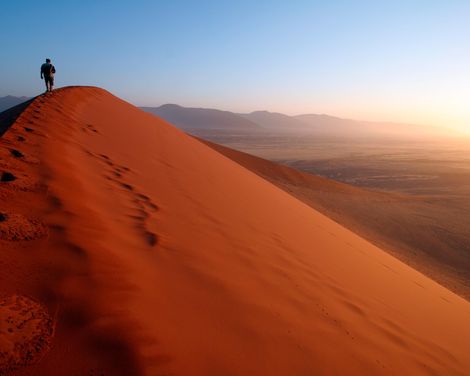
[{"xmin": 1, "ymin": 86, "xmax": 470, "ymax": 375}]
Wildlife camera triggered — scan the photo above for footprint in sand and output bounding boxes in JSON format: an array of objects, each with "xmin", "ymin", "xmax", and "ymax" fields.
[
  {"xmin": 0, "ymin": 294, "xmax": 54, "ymax": 374},
  {"xmin": 440, "ymin": 296, "xmax": 451, "ymax": 303},
  {"xmin": 9, "ymin": 149, "xmax": 24, "ymax": 158},
  {"xmin": 144, "ymin": 231, "xmax": 158, "ymax": 246},
  {"xmin": 137, "ymin": 193, "xmax": 159, "ymax": 212},
  {"xmin": 0, "ymin": 213, "xmax": 48, "ymax": 241},
  {"xmin": 414, "ymin": 281, "xmax": 425, "ymax": 289},
  {"xmin": 0, "ymin": 171, "xmax": 42, "ymax": 192},
  {"xmin": 81, "ymin": 125, "xmax": 98, "ymax": 135},
  {"xmin": 1, "ymin": 172, "xmax": 16, "ymax": 182},
  {"xmin": 121, "ymin": 182, "xmax": 133, "ymax": 191}
]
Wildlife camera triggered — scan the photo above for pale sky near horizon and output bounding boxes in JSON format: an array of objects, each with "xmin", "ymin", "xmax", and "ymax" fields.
[{"xmin": 1, "ymin": 1, "xmax": 469, "ymax": 132}]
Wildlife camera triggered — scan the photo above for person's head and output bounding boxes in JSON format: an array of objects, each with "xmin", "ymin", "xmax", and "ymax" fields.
[{"xmin": 46, "ymin": 58, "xmax": 51, "ymax": 63}]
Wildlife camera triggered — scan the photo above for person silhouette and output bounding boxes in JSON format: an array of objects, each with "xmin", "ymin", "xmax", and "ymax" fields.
[{"xmin": 40, "ymin": 58, "xmax": 56, "ymax": 92}]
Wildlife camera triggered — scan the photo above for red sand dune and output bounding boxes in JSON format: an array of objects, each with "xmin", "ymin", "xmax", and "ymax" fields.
[{"xmin": 1, "ymin": 86, "xmax": 470, "ymax": 375}]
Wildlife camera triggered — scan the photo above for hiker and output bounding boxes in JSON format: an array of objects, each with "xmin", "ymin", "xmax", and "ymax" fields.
[{"xmin": 40, "ymin": 58, "xmax": 56, "ymax": 92}]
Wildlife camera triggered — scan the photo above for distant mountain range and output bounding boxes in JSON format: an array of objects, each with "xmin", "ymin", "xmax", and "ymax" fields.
[
  {"xmin": 141, "ymin": 104, "xmax": 261, "ymax": 131},
  {"xmin": 240, "ymin": 111, "xmax": 307, "ymax": 130},
  {"xmin": 1, "ymin": 96, "xmax": 452, "ymax": 137},
  {"xmin": 142, "ymin": 104, "xmax": 452, "ymax": 137},
  {"xmin": 0, "ymin": 96, "xmax": 30, "ymax": 112}
]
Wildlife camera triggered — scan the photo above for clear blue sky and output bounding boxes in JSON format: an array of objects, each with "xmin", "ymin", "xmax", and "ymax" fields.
[{"xmin": 1, "ymin": 1, "xmax": 469, "ymax": 130}]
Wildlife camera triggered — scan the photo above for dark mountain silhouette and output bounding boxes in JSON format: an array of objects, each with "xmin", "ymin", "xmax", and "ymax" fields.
[
  {"xmin": 295, "ymin": 113, "xmax": 360, "ymax": 133},
  {"xmin": 0, "ymin": 96, "xmax": 30, "ymax": 113},
  {"xmin": 240, "ymin": 110, "xmax": 308, "ymax": 130},
  {"xmin": 141, "ymin": 104, "xmax": 260, "ymax": 131},
  {"xmin": 141, "ymin": 103, "xmax": 453, "ymax": 137}
]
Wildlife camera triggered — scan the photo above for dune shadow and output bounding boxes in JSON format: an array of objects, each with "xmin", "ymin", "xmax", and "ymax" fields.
[{"xmin": 0, "ymin": 98, "xmax": 35, "ymax": 137}]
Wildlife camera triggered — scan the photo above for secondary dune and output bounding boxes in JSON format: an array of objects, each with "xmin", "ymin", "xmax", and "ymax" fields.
[{"xmin": 1, "ymin": 86, "xmax": 470, "ymax": 375}]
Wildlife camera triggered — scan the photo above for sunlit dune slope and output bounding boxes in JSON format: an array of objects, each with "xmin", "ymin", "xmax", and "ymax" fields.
[
  {"xmin": 199, "ymin": 138, "xmax": 470, "ymax": 301},
  {"xmin": 1, "ymin": 86, "xmax": 470, "ymax": 375}
]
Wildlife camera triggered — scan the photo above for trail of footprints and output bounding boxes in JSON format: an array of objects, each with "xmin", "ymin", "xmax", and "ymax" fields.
[
  {"xmin": 91, "ymin": 152, "xmax": 159, "ymax": 247},
  {"xmin": 0, "ymin": 97, "xmax": 54, "ymax": 375},
  {"xmin": 81, "ymin": 123, "xmax": 99, "ymax": 134},
  {"xmin": 0, "ymin": 98, "xmax": 49, "ymax": 242}
]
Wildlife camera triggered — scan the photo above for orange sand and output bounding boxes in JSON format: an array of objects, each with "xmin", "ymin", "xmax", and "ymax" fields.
[{"xmin": 1, "ymin": 87, "xmax": 470, "ymax": 375}]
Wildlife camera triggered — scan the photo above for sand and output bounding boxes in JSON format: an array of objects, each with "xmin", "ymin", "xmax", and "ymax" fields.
[
  {"xmin": 1, "ymin": 86, "xmax": 470, "ymax": 375},
  {"xmin": 199, "ymin": 137, "xmax": 470, "ymax": 300}
]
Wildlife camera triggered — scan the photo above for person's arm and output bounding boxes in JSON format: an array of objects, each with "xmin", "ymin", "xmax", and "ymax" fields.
[{"xmin": 40, "ymin": 65, "xmax": 43, "ymax": 79}]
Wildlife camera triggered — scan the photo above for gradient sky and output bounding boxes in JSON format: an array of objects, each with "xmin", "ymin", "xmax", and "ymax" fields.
[{"xmin": 1, "ymin": 1, "xmax": 469, "ymax": 131}]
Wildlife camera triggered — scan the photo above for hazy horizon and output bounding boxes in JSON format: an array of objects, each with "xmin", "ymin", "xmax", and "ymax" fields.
[
  {"xmin": 1, "ymin": 1, "xmax": 469, "ymax": 133},
  {"xmin": 2, "ymin": 94, "xmax": 469, "ymax": 138}
]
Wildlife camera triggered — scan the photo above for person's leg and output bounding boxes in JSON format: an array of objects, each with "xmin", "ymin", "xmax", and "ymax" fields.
[
  {"xmin": 44, "ymin": 77, "xmax": 49, "ymax": 92},
  {"xmin": 49, "ymin": 77, "xmax": 54, "ymax": 91}
]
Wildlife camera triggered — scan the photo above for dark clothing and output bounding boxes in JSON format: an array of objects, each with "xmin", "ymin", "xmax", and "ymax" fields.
[
  {"xmin": 40, "ymin": 63, "xmax": 55, "ymax": 78},
  {"xmin": 44, "ymin": 75, "xmax": 54, "ymax": 87},
  {"xmin": 41, "ymin": 62, "xmax": 56, "ymax": 92}
]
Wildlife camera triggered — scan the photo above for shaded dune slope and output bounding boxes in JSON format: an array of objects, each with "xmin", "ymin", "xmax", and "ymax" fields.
[
  {"xmin": 0, "ymin": 99, "xmax": 35, "ymax": 136},
  {"xmin": 1, "ymin": 87, "xmax": 470, "ymax": 375},
  {"xmin": 199, "ymin": 138, "xmax": 470, "ymax": 300}
]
